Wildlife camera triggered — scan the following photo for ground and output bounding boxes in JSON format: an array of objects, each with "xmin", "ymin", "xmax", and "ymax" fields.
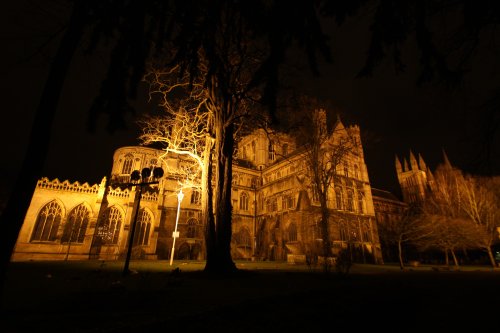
[{"xmin": 1, "ymin": 260, "xmax": 499, "ymax": 332}]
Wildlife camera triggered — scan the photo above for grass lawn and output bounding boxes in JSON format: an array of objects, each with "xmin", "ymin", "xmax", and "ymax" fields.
[{"xmin": 1, "ymin": 260, "xmax": 499, "ymax": 332}]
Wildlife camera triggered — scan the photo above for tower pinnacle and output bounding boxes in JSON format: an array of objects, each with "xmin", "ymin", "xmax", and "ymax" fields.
[
  {"xmin": 409, "ymin": 150, "xmax": 419, "ymax": 171},
  {"xmin": 418, "ymin": 153, "xmax": 427, "ymax": 171},
  {"xmin": 442, "ymin": 148, "xmax": 452, "ymax": 168},
  {"xmin": 395, "ymin": 155, "xmax": 402, "ymax": 173}
]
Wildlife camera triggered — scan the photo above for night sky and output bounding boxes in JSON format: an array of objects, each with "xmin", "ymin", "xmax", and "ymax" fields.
[{"xmin": 1, "ymin": 1, "xmax": 499, "ymax": 202}]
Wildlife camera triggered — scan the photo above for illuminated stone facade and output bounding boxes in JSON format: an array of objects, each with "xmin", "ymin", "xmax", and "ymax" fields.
[
  {"xmin": 395, "ymin": 150, "xmax": 430, "ymax": 205},
  {"xmin": 12, "ymin": 118, "xmax": 383, "ymax": 264},
  {"xmin": 232, "ymin": 118, "xmax": 382, "ymax": 264},
  {"xmin": 13, "ymin": 147, "xmax": 170, "ymax": 261},
  {"xmin": 371, "ymin": 188, "xmax": 408, "ymax": 261}
]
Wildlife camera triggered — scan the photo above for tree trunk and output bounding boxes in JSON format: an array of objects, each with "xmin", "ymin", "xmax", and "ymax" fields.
[
  {"xmin": 397, "ymin": 238, "xmax": 405, "ymax": 270},
  {"xmin": 462, "ymin": 247, "xmax": 470, "ymax": 264},
  {"xmin": 485, "ymin": 246, "xmax": 497, "ymax": 268},
  {"xmin": 204, "ymin": 118, "xmax": 236, "ymax": 274},
  {"xmin": 450, "ymin": 249, "xmax": 459, "ymax": 268},
  {"xmin": 319, "ymin": 203, "xmax": 331, "ymax": 274},
  {"xmin": 0, "ymin": 1, "xmax": 86, "ymax": 294},
  {"xmin": 202, "ymin": 139, "xmax": 216, "ymax": 264}
]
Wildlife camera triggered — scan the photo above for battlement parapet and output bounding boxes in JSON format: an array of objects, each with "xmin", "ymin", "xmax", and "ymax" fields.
[
  {"xmin": 37, "ymin": 177, "xmax": 99, "ymax": 194},
  {"xmin": 107, "ymin": 186, "xmax": 132, "ymax": 199}
]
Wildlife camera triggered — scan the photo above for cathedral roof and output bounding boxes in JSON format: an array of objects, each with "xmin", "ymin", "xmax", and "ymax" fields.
[{"xmin": 371, "ymin": 187, "xmax": 403, "ymax": 203}]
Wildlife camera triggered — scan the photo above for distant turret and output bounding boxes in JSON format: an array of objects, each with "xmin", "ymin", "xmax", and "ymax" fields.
[
  {"xmin": 396, "ymin": 151, "xmax": 431, "ymax": 206},
  {"xmin": 442, "ymin": 148, "xmax": 452, "ymax": 168},
  {"xmin": 426, "ymin": 167, "xmax": 434, "ymax": 188},
  {"xmin": 418, "ymin": 153, "xmax": 427, "ymax": 171},
  {"xmin": 395, "ymin": 155, "xmax": 402, "ymax": 174},
  {"xmin": 409, "ymin": 150, "xmax": 419, "ymax": 171}
]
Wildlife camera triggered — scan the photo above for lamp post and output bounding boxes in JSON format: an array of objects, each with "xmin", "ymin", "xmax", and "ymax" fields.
[
  {"xmin": 169, "ymin": 188, "xmax": 184, "ymax": 266},
  {"xmin": 119, "ymin": 167, "xmax": 164, "ymax": 276},
  {"xmin": 251, "ymin": 182, "xmax": 257, "ymax": 260}
]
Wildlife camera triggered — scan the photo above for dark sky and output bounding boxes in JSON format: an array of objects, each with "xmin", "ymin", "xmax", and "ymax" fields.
[{"xmin": 1, "ymin": 1, "xmax": 499, "ymax": 201}]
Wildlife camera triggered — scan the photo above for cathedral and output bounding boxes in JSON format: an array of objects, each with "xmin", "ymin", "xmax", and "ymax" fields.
[{"xmin": 12, "ymin": 112, "xmax": 385, "ymax": 264}]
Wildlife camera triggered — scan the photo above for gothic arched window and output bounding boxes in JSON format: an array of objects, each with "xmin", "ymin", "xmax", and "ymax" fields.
[
  {"xmin": 282, "ymin": 195, "xmax": 288, "ymax": 210},
  {"xmin": 344, "ymin": 161, "xmax": 349, "ymax": 178},
  {"xmin": 122, "ymin": 154, "xmax": 134, "ymax": 174},
  {"xmin": 62, "ymin": 204, "xmax": 90, "ymax": 243},
  {"xmin": 191, "ymin": 189, "xmax": 201, "ymax": 205},
  {"xmin": 272, "ymin": 197, "xmax": 278, "ymax": 211},
  {"xmin": 186, "ymin": 218, "xmax": 198, "ymax": 239},
  {"xmin": 335, "ymin": 187, "xmax": 343, "ymax": 210},
  {"xmin": 100, "ymin": 207, "xmax": 122, "ymax": 244},
  {"xmin": 239, "ymin": 192, "xmax": 249, "ymax": 211},
  {"xmin": 347, "ymin": 190, "xmax": 354, "ymax": 211},
  {"xmin": 31, "ymin": 201, "xmax": 63, "ymax": 242},
  {"xmin": 133, "ymin": 209, "xmax": 152, "ymax": 246},
  {"xmin": 357, "ymin": 191, "xmax": 364, "ymax": 214},
  {"xmin": 268, "ymin": 141, "xmax": 275, "ymax": 161},
  {"xmin": 354, "ymin": 164, "xmax": 359, "ymax": 179}
]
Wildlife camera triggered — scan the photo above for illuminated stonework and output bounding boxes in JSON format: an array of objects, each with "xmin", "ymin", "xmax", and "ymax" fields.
[
  {"xmin": 395, "ymin": 150, "xmax": 430, "ymax": 205},
  {"xmin": 371, "ymin": 188, "xmax": 408, "ymax": 262},
  {"xmin": 231, "ymin": 121, "xmax": 382, "ymax": 264},
  {"xmin": 13, "ymin": 119, "xmax": 384, "ymax": 264}
]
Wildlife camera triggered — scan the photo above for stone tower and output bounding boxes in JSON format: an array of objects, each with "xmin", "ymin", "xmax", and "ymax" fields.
[{"xmin": 395, "ymin": 151, "xmax": 429, "ymax": 205}]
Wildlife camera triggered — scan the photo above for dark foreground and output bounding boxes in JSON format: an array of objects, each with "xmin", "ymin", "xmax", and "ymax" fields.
[{"xmin": 1, "ymin": 260, "xmax": 499, "ymax": 332}]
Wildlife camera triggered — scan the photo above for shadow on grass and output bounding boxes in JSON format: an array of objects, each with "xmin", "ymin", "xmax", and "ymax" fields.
[{"xmin": 1, "ymin": 260, "xmax": 499, "ymax": 332}]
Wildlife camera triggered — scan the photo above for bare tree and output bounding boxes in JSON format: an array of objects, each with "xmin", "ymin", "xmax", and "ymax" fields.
[
  {"xmin": 420, "ymin": 163, "xmax": 465, "ymax": 266},
  {"xmin": 378, "ymin": 206, "xmax": 433, "ymax": 269},
  {"xmin": 140, "ymin": 66, "xmax": 213, "ymax": 189},
  {"xmin": 293, "ymin": 106, "xmax": 358, "ymax": 273},
  {"xmin": 139, "ymin": 66, "xmax": 216, "ymax": 265},
  {"xmin": 415, "ymin": 214, "xmax": 482, "ymax": 267},
  {"xmin": 418, "ymin": 162, "xmax": 495, "ymax": 267},
  {"xmin": 140, "ymin": 54, "xmax": 263, "ymax": 272},
  {"xmin": 458, "ymin": 175, "xmax": 500, "ymax": 267}
]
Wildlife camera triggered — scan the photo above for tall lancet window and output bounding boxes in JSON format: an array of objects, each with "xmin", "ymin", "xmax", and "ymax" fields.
[
  {"xmin": 133, "ymin": 209, "xmax": 152, "ymax": 246},
  {"xmin": 357, "ymin": 191, "xmax": 364, "ymax": 214},
  {"xmin": 31, "ymin": 201, "xmax": 63, "ymax": 242},
  {"xmin": 239, "ymin": 192, "xmax": 249, "ymax": 211},
  {"xmin": 347, "ymin": 190, "xmax": 354, "ymax": 211},
  {"xmin": 62, "ymin": 204, "xmax": 89, "ymax": 243},
  {"xmin": 268, "ymin": 141, "xmax": 275, "ymax": 161},
  {"xmin": 122, "ymin": 154, "xmax": 134, "ymax": 174},
  {"xmin": 100, "ymin": 207, "xmax": 122, "ymax": 244},
  {"xmin": 335, "ymin": 187, "xmax": 343, "ymax": 210}
]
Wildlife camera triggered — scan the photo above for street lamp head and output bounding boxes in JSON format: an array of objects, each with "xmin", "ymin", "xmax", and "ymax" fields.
[
  {"xmin": 153, "ymin": 167, "xmax": 164, "ymax": 180},
  {"xmin": 177, "ymin": 188, "xmax": 184, "ymax": 201},
  {"xmin": 130, "ymin": 170, "xmax": 141, "ymax": 182},
  {"xmin": 141, "ymin": 167, "xmax": 151, "ymax": 180},
  {"xmin": 130, "ymin": 167, "xmax": 164, "ymax": 184}
]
